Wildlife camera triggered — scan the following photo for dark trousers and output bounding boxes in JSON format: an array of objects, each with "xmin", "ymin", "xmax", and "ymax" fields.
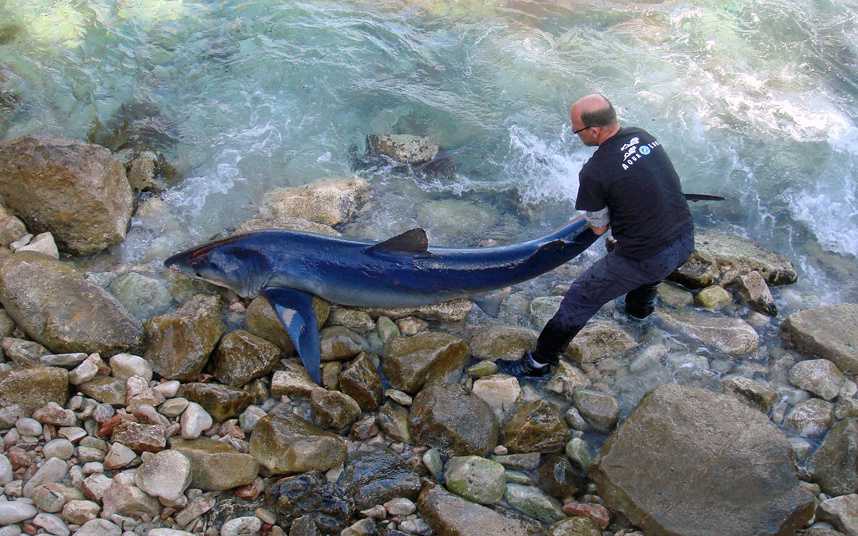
[{"xmin": 533, "ymin": 229, "xmax": 695, "ymax": 364}]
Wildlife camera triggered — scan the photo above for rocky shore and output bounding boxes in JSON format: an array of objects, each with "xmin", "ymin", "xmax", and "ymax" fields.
[{"xmin": 0, "ymin": 135, "xmax": 857, "ymax": 536}]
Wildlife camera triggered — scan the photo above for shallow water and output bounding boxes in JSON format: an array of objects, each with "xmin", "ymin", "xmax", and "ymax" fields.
[{"xmin": 1, "ymin": 1, "xmax": 857, "ymax": 422}]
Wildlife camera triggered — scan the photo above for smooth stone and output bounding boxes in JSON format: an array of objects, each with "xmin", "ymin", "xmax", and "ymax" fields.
[
  {"xmin": 789, "ymin": 359, "xmax": 846, "ymax": 401},
  {"xmin": 504, "ymin": 483, "xmax": 566, "ymax": 523},
  {"xmin": 694, "ymin": 285, "xmax": 732, "ymax": 309},
  {"xmin": 376, "ymin": 315, "xmax": 400, "ymax": 343},
  {"xmin": 159, "ymin": 397, "xmax": 189, "ymax": 418},
  {"xmin": 658, "ymin": 309, "xmax": 759, "ymax": 356},
  {"xmin": 383, "ymin": 332, "xmax": 470, "ymax": 394},
  {"xmin": 548, "ymin": 517, "xmax": 601, "ymax": 536},
  {"xmin": 180, "ymin": 402, "xmax": 213, "ymax": 439},
  {"xmin": 444, "ymin": 455, "xmax": 506, "ymax": 504},
  {"xmin": 573, "ymin": 389, "xmax": 619, "ymax": 433},
  {"xmin": 469, "ymin": 326, "xmax": 537, "ymax": 361},
  {"xmin": 31, "ymin": 512, "xmax": 68, "ymax": 536},
  {"xmin": 503, "ymin": 400, "xmax": 568, "ymax": 454},
  {"xmin": 109, "ymin": 353, "xmax": 153, "ymax": 382},
  {"xmin": 108, "ymin": 272, "xmax": 172, "ymax": 321},
  {"xmin": 0, "ymin": 453, "xmax": 13, "ymax": 484},
  {"xmin": 104, "ymin": 442, "xmax": 137, "ymax": 470},
  {"xmin": 472, "ymin": 374, "xmax": 521, "ymax": 421},
  {"xmin": 564, "ymin": 321, "xmax": 638, "ymax": 364},
  {"xmin": 417, "ymin": 485, "xmax": 540, "ymax": 536},
  {"xmin": 786, "ymin": 398, "xmax": 833, "ymax": 437},
  {"xmin": 467, "ymin": 360, "xmax": 498, "ymax": 378},
  {"xmin": 170, "ymin": 437, "xmax": 259, "ymax": 491},
  {"xmin": 591, "ymin": 384, "xmax": 815, "ymax": 536},
  {"xmin": 74, "ymin": 519, "xmax": 121, "ymax": 536},
  {"xmin": 409, "ymin": 383, "xmax": 498, "ymax": 456},
  {"xmin": 23, "ymin": 457, "xmax": 68, "ymax": 497},
  {"xmin": 144, "ymin": 294, "xmax": 224, "ymax": 380},
  {"xmin": 249, "ymin": 414, "xmax": 346, "ymax": 474},
  {"xmin": 43, "ymin": 439, "xmax": 74, "ymax": 460},
  {"xmin": 0, "ymin": 501, "xmax": 37, "ymax": 525},
  {"xmin": 135, "ymin": 449, "xmax": 192, "ymax": 501},
  {"xmin": 781, "ymin": 304, "xmax": 858, "ymax": 374},
  {"xmin": 657, "ymin": 283, "xmax": 694, "ymax": 308}
]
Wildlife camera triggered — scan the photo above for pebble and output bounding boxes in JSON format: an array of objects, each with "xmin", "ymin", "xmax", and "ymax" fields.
[
  {"xmin": 384, "ymin": 498, "xmax": 416, "ymax": 516},
  {"xmin": 385, "ymin": 389, "xmax": 413, "ymax": 406},
  {"xmin": 0, "ymin": 526, "xmax": 22, "ymax": 536},
  {"xmin": 93, "ymin": 404, "xmax": 116, "ymax": 423},
  {"xmin": 82, "ymin": 462, "xmax": 104, "ymax": 475},
  {"xmin": 153, "ymin": 381, "xmax": 181, "ymax": 398},
  {"xmin": 0, "ymin": 453, "xmax": 13, "ymax": 484},
  {"xmin": 68, "ymin": 358, "xmax": 99, "ymax": 385},
  {"xmin": 32, "ymin": 512, "xmax": 70, "ymax": 536},
  {"xmin": 159, "ymin": 398, "xmax": 189, "ymax": 418},
  {"xmin": 254, "ymin": 508, "xmax": 275, "ymax": 525},
  {"xmin": 0, "ymin": 501, "xmax": 37, "ymax": 525},
  {"xmin": 399, "ymin": 517, "xmax": 430, "ymax": 534},
  {"xmin": 31, "ymin": 484, "xmax": 67, "ymax": 512},
  {"xmin": 58, "ymin": 427, "xmax": 87, "ymax": 443},
  {"xmin": 148, "ymin": 530, "xmax": 195, "ymax": 536},
  {"xmin": 110, "ymin": 354, "xmax": 153, "ymax": 381},
  {"xmin": 104, "ymin": 443, "xmax": 137, "ymax": 470},
  {"xmin": 23, "ymin": 458, "xmax": 68, "ymax": 497},
  {"xmin": 135, "ymin": 450, "xmax": 192, "ymax": 502},
  {"xmin": 220, "ymin": 516, "xmax": 261, "ymax": 536},
  {"xmin": 180, "ymin": 402, "xmax": 213, "ymax": 439},
  {"xmin": 15, "ymin": 418, "xmax": 42, "ymax": 437},
  {"xmin": 61, "ymin": 500, "xmax": 100, "ymax": 525},
  {"xmin": 74, "ymin": 519, "xmax": 121, "ymax": 536}
]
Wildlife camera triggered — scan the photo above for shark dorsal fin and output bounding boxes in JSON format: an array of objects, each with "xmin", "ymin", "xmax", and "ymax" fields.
[{"xmin": 368, "ymin": 228, "xmax": 429, "ymax": 254}]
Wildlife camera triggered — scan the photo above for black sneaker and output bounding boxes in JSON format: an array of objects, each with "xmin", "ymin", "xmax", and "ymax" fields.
[{"xmin": 496, "ymin": 352, "xmax": 553, "ymax": 380}]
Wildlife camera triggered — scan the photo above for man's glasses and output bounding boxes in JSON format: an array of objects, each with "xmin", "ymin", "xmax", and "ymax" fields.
[{"xmin": 573, "ymin": 125, "xmax": 592, "ymax": 134}]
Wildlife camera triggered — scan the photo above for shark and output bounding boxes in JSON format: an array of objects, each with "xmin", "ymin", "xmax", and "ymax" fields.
[{"xmin": 164, "ymin": 217, "xmax": 600, "ymax": 384}]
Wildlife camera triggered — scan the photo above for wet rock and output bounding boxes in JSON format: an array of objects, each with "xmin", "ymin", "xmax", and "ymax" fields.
[
  {"xmin": 789, "ymin": 359, "xmax": 845, "ymax": 401},
  {"xmin": 77, "ymin": 376, "xmax": 125, "ymax": 405},
  {"xmin": 670, "ymin": 231, "xmax": 797, "ymax": 288},
  {"xmin": 329, "ymin": 308, "xmax": 375, "ymax": 332},
  {"xmin": 0, "ymin": 136, "xmax": 133, "ymax": 254},
  {"xmin": 171, "ymin": 437, "xmax": 259, "ymax": 491},
  {"xmin": 397, "ymin": 316, "xmax": 428, "ymax": 335},
  {"xmin": 503, "ymin": 400, "xmax": 568, "ymax": 454},
  {"xmin": 339, "ymin": 353, "xmax": 384, "ymax": 411},
  {"xmin": 249, "ymin": 414, "xmax": 346, "ymax": 474},
  {"xmin": 376, "ymin": 315, "xmax": 400, "ymax": 343},
  {"xmin": 786, "ymin": 399, "xmax": 834, "ymax": 437},
  {"xmin": 337, "ymin": 447, "xmax": 422, "ymax": 510},
  {"xmin": 360, "ymin": 298, "xmax": 472, "ymax": 323},
  {"xmin": 409, "ymin": 383, "xmax": 498, "ymax": 456},
  {"xmin": 658, "ymin": 309, "xmax": 759, "ymax": 356},
  {"xmin": 530, "ymin": 296, "xmax": 563, "ymax": 328},
  {"xmin": 537, "ymin": 454, "xmax": 585, "ymax": 500},
  {"xmin": 733, "ymin": 271, "xmax": 777, "ymax": 316},
  {"xmin": 721, "ymin": 376, "xmax": 778, "ymax": 413},
  {"xmin": 657, "ymin": 282, "xmax": 694, "ymax": 308},
  {"xmin": 245, "ymin": 295, "xmax": 329, "ymax": 353},
  {"xmin": 591, "ymin": 384, "xmax": 815, "ymax": 536},
  {"xmin": 0, "ymin": 205, "xmax": 27, "ymax": 247},
  {"xmin": 320, "ymin": 326, "xmax": 367, "ymax": 361},
  {"xmin": 0, "ymin": 253, "xmax": 142, "ymax": 354},
  {"xmin": 694, "ymin": 285, "xmax": 732, "ymax": 309},
  {"xmin": 236, "ymin": 214, "xmax": 340, "ymax": 236},
  {"xmin": 268, "ymin": 472, "xmax": 354, "ymax": 533},
  {"xmin": 416, "ymin": 200, "xmax": 499, "ymax": 244},
  {"xmin": 469, "ymin": 326, "xmax": 537, "ymax": 361},
  {"xmin": 108, "ymin": 272, "xmax": 172, "ymax": 321},
  {"xmin": 0, "ymin": 366, "xmax": 68, "ymax": 414},
  {"xmin": 548, "ymin": 517, "xmax": 601, "ymax": 536},
  {"xmin": 377, "ymin": 401, "xmax": 411, "ymax": 443},
  {"xmin": 111, "ymin": 421, "xmax": 166, "ymax": 452},
  {"xmin": 809, "ymin": 418, "xmax": 858, "ymax": 496},
  {"xmin": 418, "ymin": 484, "xmax": 541, "ymax": 536},
  {"xmin": 366, "ymin": 134, "xmax": 439, "ymax": 164},
  {"xmin": 444, "ymin": 455, "xmax": 506, "ymax": 504},
  {"xmin": 505, "ymin": 483, "xmax": 566, "ymax": 523},
  {"xmin": 145, "ymin": 294, "xmax": 224, "ymax": 380},
  {"xmin": 817, "ymin": 495, "xmax": 858, "ymax": 536},
  {"xmin": 472, "ymin": 374, "xmax": 521, "ymax": 421},
  {"xmin": 383, "ymin": 332, "xmax": 469, "ymax": 394},
  {"xmin": 311, "ymin": 388, "xmax": 362, "ymax": 431},
  {"xmin": 271, "ymin": 360, "xmax": 320, "ymax": 398},
  {"xmin": 212, "ymin": 330, "xmax": 281, "ymax": 387},
  {"xmin": 468, "ymin": 360, "xmax": 498, "ymax": 378},
  {"xmin": 135, "ymin": 449, "xmax": 191, "ymax": 501},
  {"xmin": 573, "ymin": 389, "xmax": 619, "ymax": 433},
  {"xmin": 259, "ymin": 177, "xmax": 370, "ymax": 226},
  {"xmin": 545, "ymin": 361, "xmax": 590, "ymax": 401},
  {"xmin": 782, "ymin": 304, "xmax": 858, "ymax": 374},
  {"xmin": 565, "ymin": 321, "xmax": 637, "ymax": 365},
  {"xmin": 179, "ymin": 382, "xmax": 253, "ymax": 422}
]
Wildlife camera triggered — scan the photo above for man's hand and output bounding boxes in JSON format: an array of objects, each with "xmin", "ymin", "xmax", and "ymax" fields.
[{"xmin": 590, "ymin": 224, "xmax": 609, "ymax": 235}]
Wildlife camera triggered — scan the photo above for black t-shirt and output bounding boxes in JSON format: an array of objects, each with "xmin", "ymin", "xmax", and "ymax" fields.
[{"xmin": 575, "ymin": 127, "xmax": 692, "ymax": 260}]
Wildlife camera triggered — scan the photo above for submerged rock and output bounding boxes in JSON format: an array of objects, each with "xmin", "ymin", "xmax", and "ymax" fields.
[
  {"xmin": 789, "ymin": 359, "xmax": 845, "ymax": 401},
  {"xmin": 810, "ymin": 418, "xmax": 858, "ymax": 496},
  {"xmin": 781, "ymin": 304, "xmax": 858, "ymax": 375},
  {"xmin": 108, "ymin": 272, "xmax": 173, "ymax": 321},
  {"xmin": 0, "ymin": 136, "xmax": 133, "ymax": 255},
  {"xmin": 360, "ymin": 298, "xmax": 472, "ymax": 322},
  {"xmin": 733, "ymin": 271, "xmax": 777, "ymax": 316},
  {"xmin": 383, "ymin": 331, "xmax": 469, "ymax": 394},
  {"xmin": 658, "ymin": 309, "xmax": 759, "ymax": 356},
  {"xmin": 144, "ymin": 294, "xmax": 224, "ymax": 380},
  {"xmin": 565, "ymin": 321, "xmax": 637, "ymax": 365},
  {"xmin": 259, "ymin": 177, "xmax": 370, "ymax": 226},
  {"xmin": 503, "ymin": 400, "xmax": 568, "ymax": 454},
  {"xmin": 418, "ymin": 484, "xmax": 541, "ymax": 536},
  {"xmin": 469, "ymin": 326, "xmax": 537, "ymax": 361},
  {"xmin": 670, "ymin": 231, "xmax": 797, "ymax": 288},
  {"xmin": 591, "ymin": 384, "xmax": 815, "ymax": 536},
  {"xmin": 366, "ymin": 134, "xmax": 439, "ymax": 164},
  {"xmin": 409, "ymin": 383, "xmax": 498, "ymax": 456},
  {"xmin": 0, "ymin": 252, "xmax": 142, "ymax": 354},
  {"xmin": 336, "ymin": 447, "xmax": 422, "ymax": 510}
]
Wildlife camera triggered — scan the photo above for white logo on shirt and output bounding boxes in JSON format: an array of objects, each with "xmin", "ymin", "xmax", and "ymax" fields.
[
  {"xmin": 621, "ymin": 140, "xmax": 660, "ymax": 170},
  {"xmin": 620, "ymin": 137, "xmax": 640, "ymax": 153},
  {"xmin": 622, "ymin": 146, "xmax": 637, "ymax": 160}
]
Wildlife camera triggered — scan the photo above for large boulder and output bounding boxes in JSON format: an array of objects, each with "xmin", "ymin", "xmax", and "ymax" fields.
[
  {"xmin": 781, "ymin": 304, "xmax": 858, "ymax": 375},
  {"xmin": 258, "ymin": 177, "xmax": 370, "ymax": 226},
  {"xmin": 564, "ymin": 321, "xmax": 637, "ymax": 364},
  {"xmin": 670, "ymin": 231, "xmax": 797, "ymax": 288},
  {"xmin": 658, "ymin": 309, "xmax": 759, "ymax": 356},
  {"xmin": 591, "ymin": 384, "xmax": 815, "ymax": 536},
  {"xmin": 0, "ymin": 136, "xmax": 133, "ymax": 254},
  {"xmin": 366, "ymin": 134, "xmax": 439, "ymax": 164},
  {"xmin": 144, "ymin": 294, "xmax": 224, "ymax": 380},
  {"xmin": 809, "ymin": 418, "xmax": 858, "ymax": 496},
  {"xmin": 409, "ymin": 383, "xmax": 498, "ymax": 456},
  {"xmin": 418, "ymin": 485, "xmax": 541, "ymax": 536},
  {"xmin": 0, "ymin": 366, "xmax": 68, "ymax": 414},
  {"xmin": 249, "ymin": 414, "xmax": 346, "ymax": 474},
  {"xmin": 0, "ymin": 253, "xmax": 142, "ymax": 354},
  {"xmin": 383, "ymin": 332, "xmax": 469, "ymax": 394}
]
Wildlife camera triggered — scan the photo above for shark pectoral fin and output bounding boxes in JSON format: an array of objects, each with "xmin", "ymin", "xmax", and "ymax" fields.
[
  {"xmin": 261, "ymin": 286, "xmax": 322, "ymax": 385},
  {"xmin": 471, "ymin": 287, "xmax": 511, "ymax": 318},
  {"xmin": 367, "ymin": 228, "xmax": 429, "ymax": 254}
]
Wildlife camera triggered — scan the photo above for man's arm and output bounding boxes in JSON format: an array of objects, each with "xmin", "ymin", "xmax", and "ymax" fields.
[{"xmin": 584, "ymin": 207, "xmax": 610, "ymax": 235}]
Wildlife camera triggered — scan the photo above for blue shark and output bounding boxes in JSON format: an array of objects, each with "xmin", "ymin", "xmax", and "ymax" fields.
[{"xmin": 164, "ymin": 218, "xmax": 599, "ymax": 383}]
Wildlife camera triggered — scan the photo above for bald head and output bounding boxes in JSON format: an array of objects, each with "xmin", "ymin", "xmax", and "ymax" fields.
[{"xmin": 570, "ymin": 94, "xmax": 619, "ymax": 146}]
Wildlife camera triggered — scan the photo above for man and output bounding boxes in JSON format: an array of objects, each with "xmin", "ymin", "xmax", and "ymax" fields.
[{"xmin": 498, "ymin": 94, "xmax": 694, "ymax": 379}]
